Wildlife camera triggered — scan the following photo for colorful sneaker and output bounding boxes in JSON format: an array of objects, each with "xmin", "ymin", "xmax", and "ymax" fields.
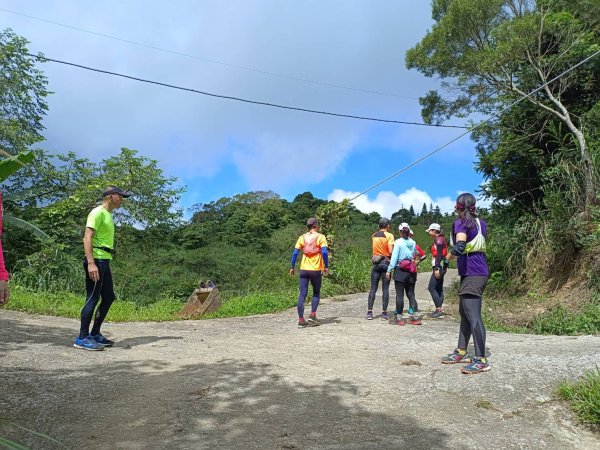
[
  {"xmin": 366, "ymin": 312, "xmax": 374, "ymax": 320},
  {"xmin": 430, "ymin": 310, "xmax": 445, "ymax": 319},
  {"xmin": 396, "ymin": 318, "xmax": 406, "ymax": 326},
  {"xmin": 461, "ymin": 358, "xmax": 491, "ymax": 374},
  {"xmin": 207, "ymin": 280, "xmax": 216, "ymax": 289},
  {"xmin": 380, "ymin": 312, "xmax": 389, "ymax": 320},
  {"xmin": 298, "ymin": 318, "xmax": 307, "ymax": 328},
  {"xmin": 74, "ymin": 336, "xmax": 105, "ymax": 351},
  {"xmin": 408, "ymin": 306, "xmax": 415, "ymax": 316},
  {"xmin": 307, "ymin": 315, "xmax": 320, "ymax": 327},
  {"xmin": 90, "ymin": 333, "xmax": 114, "ymax": 347},
  {"xmin": 408, "ymin": 316, "xmax": 422, "ymax": 325},
  {"xmin": 441, "ymin": 349, "xmax": 471, "ymax": 364}
]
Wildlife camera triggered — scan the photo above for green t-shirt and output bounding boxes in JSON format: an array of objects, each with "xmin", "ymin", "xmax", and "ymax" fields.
[{"xmin": 86, "ymin": 205, "xmax": 115, "ymax": 260}]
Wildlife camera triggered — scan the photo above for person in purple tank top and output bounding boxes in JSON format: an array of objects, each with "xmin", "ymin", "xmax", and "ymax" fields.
[{"xmin": 440, "ymin": 193, "xmax": 491, "ymax": 374}]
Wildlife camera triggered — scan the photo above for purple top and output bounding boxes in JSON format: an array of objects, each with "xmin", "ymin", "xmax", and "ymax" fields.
[{"xmin": 452, "ymin": 218, "xmax": 489, "ymax": 277}]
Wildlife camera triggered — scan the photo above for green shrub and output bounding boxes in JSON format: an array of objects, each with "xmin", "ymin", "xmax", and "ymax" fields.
[
  {"xmin": 558, "ymin": 368, "xmax": 600, "ymax": 424},
  {"xmin": 530, "ymin": 302, "xmax": 600, "ymax": 335},
  {"xmin": 11, "ymin": 245, "xmax": 82, "ymax": 293}
]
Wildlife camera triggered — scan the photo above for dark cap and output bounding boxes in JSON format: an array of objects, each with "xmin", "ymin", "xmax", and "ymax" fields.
[
  {"xmin": 306, "ymin": 217, "xmax": 318, "ymax": 228},
  {"xmin": 102, "ymin": 187, "xmax": 132, "ymax": 198},
  {"xmin": 378, "ymin": 217, "xmax": 390, "ymax": 228}
]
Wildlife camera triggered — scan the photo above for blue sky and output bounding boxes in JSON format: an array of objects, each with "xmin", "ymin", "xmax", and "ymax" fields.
[{"xmin": 0, "ymin": 0, "xmax": 487, "ymax": 218}]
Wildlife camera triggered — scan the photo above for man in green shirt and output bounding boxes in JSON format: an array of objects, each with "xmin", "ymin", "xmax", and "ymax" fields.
[{"xmin": 74, "ymin": 186, "xmax": 131, "ymax": 351}]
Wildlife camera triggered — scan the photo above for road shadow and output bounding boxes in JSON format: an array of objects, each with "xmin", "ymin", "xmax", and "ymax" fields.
[
  {"xmin": 1, "ymin": 332, "xmax": 451, "ymax": 449},
  {"xmin": 316, "ymin": 316, "xmax": 342, "ymax": 325},
  {"xmin": 116, "ymin": 335, "xmax": 183, "ymax": 348}
]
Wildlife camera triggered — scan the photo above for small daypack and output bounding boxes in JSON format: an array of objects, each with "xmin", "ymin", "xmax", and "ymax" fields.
[{"xmin": 302, "ymin": 232, "xmax": 321, "ymax": 256}]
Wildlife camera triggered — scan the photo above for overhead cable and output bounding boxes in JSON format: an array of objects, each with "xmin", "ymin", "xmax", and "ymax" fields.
[{"xmin": 28, "ymin": 53, "xmax": 468, "ymax": 129}]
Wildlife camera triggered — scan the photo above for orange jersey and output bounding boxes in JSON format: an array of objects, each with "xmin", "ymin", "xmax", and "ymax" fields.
[
  {"xmin": 295, "ymin": 232, "xmax": 328, "ymax": 271},
  {"xmin": 372, "ymin": 230, "xmax": 394, "ymax": 257}
]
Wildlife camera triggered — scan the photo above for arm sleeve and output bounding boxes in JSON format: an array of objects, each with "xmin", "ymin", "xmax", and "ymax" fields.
[
  {"xmin": 291, "ymin": 248, "xmax": 299, "ymax": 268},
  {"xmin": 451, "ymin": 241, "xmax": 467, "ymax": 256},
  {"xmin": 0, "ymin": 194, "xmax": 8, "ymax": 281},
  {"xmin": 415, "ymin": 244, "xmax": 426, "ymax": 258},
  {"xmin": 434, "ymin": 241, "xmax": 444, "ymax": 267},
  {"xmin": 388, "ymin": 242, "xmax": 400, "ymax": 273},
  {"xmin": 321, "ymin": 247, "xmax": 329, "ymax": 268}
]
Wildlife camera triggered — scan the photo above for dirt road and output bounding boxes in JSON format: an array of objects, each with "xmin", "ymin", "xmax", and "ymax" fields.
[{"xmin": 1, "ymin": 270, "xmax": 599, "ymax": 449}]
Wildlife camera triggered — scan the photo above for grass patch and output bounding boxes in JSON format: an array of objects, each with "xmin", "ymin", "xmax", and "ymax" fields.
[
  {"xmin": 530, "ymin": 303, "xmax": 600, "ymax": 335},
  {"xmin": 475, "ymin": 399, "xmax": 495, "ymax": 410},
  {"xmin": 202, "ymin": 291, "xmax": 297, "ymax": 319},
  {"xmin": 7, "ymin": 285, "xmax": 183, "ymax": 322},
  {"xmin": 558, "ymin": 368, "xmax": 600, "ymax": 425}
]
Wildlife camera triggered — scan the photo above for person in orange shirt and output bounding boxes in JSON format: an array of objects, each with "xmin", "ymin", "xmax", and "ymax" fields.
[
  {"xmin": 366, "ymin": 217, "xmax": 394, "ymax": 320},
  {"xmin": 290, "ymin": 218, "xmax": 329, "ymax": 328}
]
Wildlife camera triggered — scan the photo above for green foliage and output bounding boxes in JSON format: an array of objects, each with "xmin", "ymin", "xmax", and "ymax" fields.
[
  {"xmin": 7, "ymin": 285, "xmax": 182, "ymax": 322},
  {"xmin": 0, "ymin": 28, "xmax": 50, "ymax": 154},
  {"xmin": 203, "ymin": 291, "xmax": 296, "ymax": 319},
  {"xmin": 558, "ymin": 368, "xmax": 600, "ymax": 424},
  {"xmin": 0, "ymin": 150, "xmax": 34, "ymax": 181},
  {"xmin": 530, "ymin": 302, "xmax": 600, "ymax": 335},
  {"xmin": 11, "ymin": 245, "xmax": 81, "ymax": 293}
]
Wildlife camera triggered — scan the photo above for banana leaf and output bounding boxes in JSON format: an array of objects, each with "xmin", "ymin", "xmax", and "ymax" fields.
[
  {"xmin": 0, "ymin": 151, "xmax": 34, "ymax": 182},
  {"xmin": 3, "ymin": 215, "xmax": 51, "ymax": 242}
]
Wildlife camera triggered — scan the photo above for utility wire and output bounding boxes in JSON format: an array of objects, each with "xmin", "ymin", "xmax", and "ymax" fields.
[
  {"xmin": 347, "ymin": 48, "xmax": 600, "ymax": 202},
  {"xmin": 2, "ymin": 7, "xmax": 416, "ymax": 100},
  {"xmin": 243, "ymin": 49, "xmax": 600, "ymax": 294},
  {"xmin": 28, "ymin": 53, "xmax": 468, "ymax": 129}
]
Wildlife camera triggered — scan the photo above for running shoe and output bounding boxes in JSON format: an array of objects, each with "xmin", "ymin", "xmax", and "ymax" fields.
[
  {"xmin": 461, "ymin": 358, "xmax": 491, "ymax": 374},
  {"xmin": 74, "ymin": 336, "xmax": 105, "ymax": 351},
  {"xmin": 298, "ymin": 318, "xmax": 307, "ymax": 328},
  {"xmin": 430, "ymin": 310, "xmax": 445, "ymax": 319},
  {"xmin": 307, "ymin": 315, "xmax": 320, "ymax": 326},
  {"xmin": 408, "ymin": 306, "xmax": 415, "ymax": 316},
  {"xmin": 380, "ymin": 312, "xmax": 389, "ymax": 320},
  {"xmin": 90, "ymin": 333, "xmax": 114, "ymax": 347},
  {"xmin": 441, "ymin": 349, "xmax": 471, "ymax": 364},
  {"xmin": 396, "ymin": 318, "xmax": 406, "ymax": 326},
  {"xmin": 199, "ymin": 281, "xmax": 207, "ymax": 289},
  {"xmin": 366, "ymin": 312, "xmax": 374, "ymax": 320},
  {"xmin": 408, "ymin": 316, "xmax": 422, "ymax": 325},
  {"xmin": 207, "ymin": 280, "xmax": 216, "ymax": 289}
]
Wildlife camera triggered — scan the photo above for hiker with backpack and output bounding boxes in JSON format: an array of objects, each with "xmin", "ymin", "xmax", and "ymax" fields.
[
  {"xmin": 441, "ymin": 193, "xmax": 490, "ymax": 374},
  {"xmin": 366, "ymin": 217, "xmax": 395, "ymax": 320},
  {"xmin": 426, "ymin": 223, "xmax": 448, "ymax": 319},
  {"xmin": 386, "ymin": 223, "xmax": 420, "ymax": 326},
  {"xmin": 290, "ymin": 218, "xmax": 329, "ymax": 328}
]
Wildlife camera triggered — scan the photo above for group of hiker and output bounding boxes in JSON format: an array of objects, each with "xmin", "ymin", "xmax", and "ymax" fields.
[
  {"xmin": 0, "ymin": 184, "xmax": 490, "ymax": 374},
  {"xmin": 290, "ymin": 192, "xmax": 490, "ymax": 374}
]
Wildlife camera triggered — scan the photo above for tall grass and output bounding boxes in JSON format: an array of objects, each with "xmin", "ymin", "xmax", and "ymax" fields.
[{"xmin": 558, "ymin": 368, "xmax": 600, "ymax": 424}]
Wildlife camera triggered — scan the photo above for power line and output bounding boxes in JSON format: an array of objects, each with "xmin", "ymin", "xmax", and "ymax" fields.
[
  {"xmin": 242, "ymin": 49, "xmax": 600, "ymax": 294},
  {"xmin": 347, "ymin": 48, "xmax": 600, "ymax": 202},
  {"xmin": 29, "ymin": 53, "xmax": 468, "ymax": 129},
  {"xmin": 1, "ymin": 7, "xmax": 416, "ymax": 100}
]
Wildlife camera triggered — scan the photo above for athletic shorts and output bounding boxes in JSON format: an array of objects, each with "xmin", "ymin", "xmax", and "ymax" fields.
[{"xmin": 459, "ymin": 275, "xmax": 488, "ymax": 297}]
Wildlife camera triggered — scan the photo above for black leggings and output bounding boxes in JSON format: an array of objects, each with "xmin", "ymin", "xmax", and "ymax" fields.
[
  {"xmin": 367, "ymin": 263, "xmax": 390, "ymax": 311},
  {"xmin": 80, "ymin": 259, "xmax": 116, "ymax": 339},
  {"xmin": 428, "ymin": 271, "xmax": 445, "ymax": 308},
  {"xmin": 457, "ymin": 295, "xmax": 486, "ymax": 358},
  {"xmin": 297, "ymin": 270, "xmax": 322, "ymax": 318},
  {"xmin": 394, "ymin": 280, "xmax": 417, "ymax": 315}
]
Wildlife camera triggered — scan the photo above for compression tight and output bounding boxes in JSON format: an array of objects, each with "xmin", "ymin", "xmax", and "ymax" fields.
[
  {"xmin": 80, "ymin": 259, "xmax": 115, "ymax": 339},
  {"xmin": 393, "ymin": 280, "xmax": 417, "ymax": 315},
  {"xmin": 297, "ymin": 270, "xmax": 322, "ymax": 318},
  {"xmin": 457, "ymin": 294, "xmax": 486, "ymax": 358}
]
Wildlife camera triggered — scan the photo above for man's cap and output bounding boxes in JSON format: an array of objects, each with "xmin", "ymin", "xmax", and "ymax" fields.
[
  {"xmin": 378, "ymin": 217, "xmax": 390, "ymax": 228},
  {"xmin": 427, "ymin": 223, "xmax": 442, "ymax": 232},
  {"xmin": 307, "ymin": 217, "xmax": 318, "ymax": 227},
  {"xmin": 102, "ymin": 187, "xmax": 132, "ymax": 198}
]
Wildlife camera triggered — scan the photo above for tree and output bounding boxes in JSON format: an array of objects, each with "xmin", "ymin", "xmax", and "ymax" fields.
[
  {"xmin": 0, "ymin": 29, "xmax": 50, "ymax": 155},
  {"xmin": 406, "ymin": 0, "xmax": 600, "ymax": 216}
]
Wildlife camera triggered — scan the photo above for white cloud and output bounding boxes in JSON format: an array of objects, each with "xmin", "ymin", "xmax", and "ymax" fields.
[{"xmin": 328, "ymin": 187, "xmax": 455, "ymax": 219}]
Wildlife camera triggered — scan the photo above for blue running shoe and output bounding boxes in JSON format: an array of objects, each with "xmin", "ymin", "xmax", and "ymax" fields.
[
  {"xmin": 366, "ymin": 312, "xmax": 374, "ymax": 320},
  {"xmin": 91, "ymin": 333, "xmax": 114, "ymax": 347},
  {"xmin": 441, "ymin": 349, "xmax": 471, "ymax": 364},
  {"xmin": 74, "ymin": 336, "xmax": 104, "ymax": 351},
  {"xmin": 408, "ymin": 306, "xmax": 415, "ymax": 315},
  {"xmin": 380, "ymin": 312, "xmax": 389, "ymax": 320},
  {"xmin": 461, "ymin": 358, "xmax": 491, "ymax": 374}
]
